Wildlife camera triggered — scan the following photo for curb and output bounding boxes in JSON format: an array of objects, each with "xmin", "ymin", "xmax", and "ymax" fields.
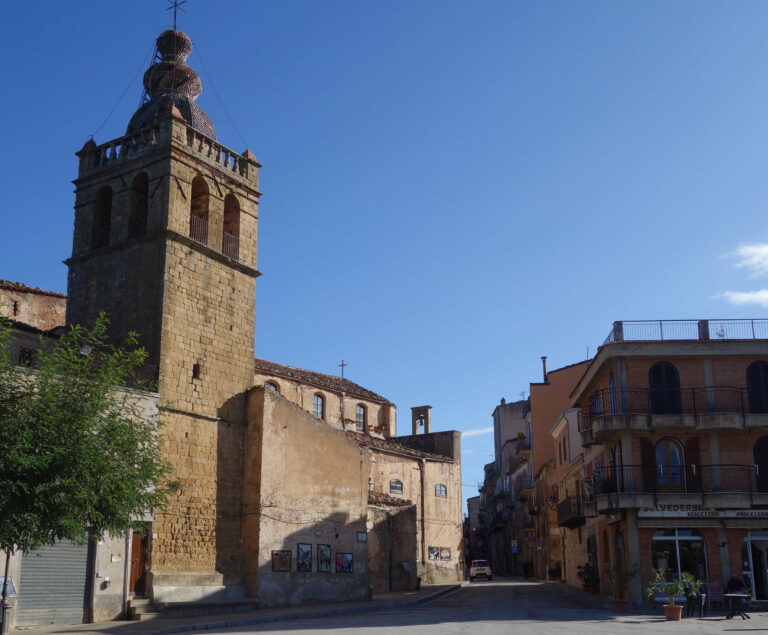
[{"xmin": 154, "ymin": 584, "xmax": 463, "ymax": 634}]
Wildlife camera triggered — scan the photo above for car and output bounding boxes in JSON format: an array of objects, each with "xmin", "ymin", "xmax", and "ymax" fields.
[{"xmin": 469, "ymin": 559, "xmax": 492, "ymax": 581}]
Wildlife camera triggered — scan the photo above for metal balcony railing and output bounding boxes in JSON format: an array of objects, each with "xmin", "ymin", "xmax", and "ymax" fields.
[
  {"xmin": 603, "ymin": 319, "xmax": 768, "ymax": 346},
  {"xmin": 578, "ymin": 386, "xmax": 768, "ymax": 432},
  {"xmin": 189, "ymin": 214, "xmax": 209, "ymax": 246},
  {"xmin": 589, "ymin": 464, "xmax": 760, "ymax": 496},
  {"xmin": 222, "ymin": 232, "xmax": 239, "ymax": 260}
]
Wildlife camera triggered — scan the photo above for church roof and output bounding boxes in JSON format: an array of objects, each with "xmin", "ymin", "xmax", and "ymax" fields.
[
  {"xmin": 254, "ymin": 357, "xmax": 392, "ymax": 405},
  {"xmin": 126, "ymin": 29, "xmax": 216, "ymax": 140},
  {"xmin": 353, "ymin": 433, "xmax": 454, "ymax": 463},
  {"xmin": 0, "ymin": 279, "xmax": 66, "ymax": 299}
]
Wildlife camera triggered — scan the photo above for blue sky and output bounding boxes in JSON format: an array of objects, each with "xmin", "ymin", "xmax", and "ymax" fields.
[{"xmin": 3, "ymin": 1, "xmax": 768, "ymax": 509}]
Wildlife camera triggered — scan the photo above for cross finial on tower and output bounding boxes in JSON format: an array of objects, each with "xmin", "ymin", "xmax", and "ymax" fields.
[
  {"xmin": 167, "ymin": 0, "xmax": 187, "ymax": 30},
  {"xmin": 338, "ymin": 359, "xmax": 348, "ymax": 378}
]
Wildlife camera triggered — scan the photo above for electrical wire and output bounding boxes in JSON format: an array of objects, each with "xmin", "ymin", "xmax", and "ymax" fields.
[
  {"xmin": 91, "ymin": 42, "xmax": 157, "ymax": 140},
  {"xmin": 191, "ymin": 39, "xmax": 250, "ymax": 150}
]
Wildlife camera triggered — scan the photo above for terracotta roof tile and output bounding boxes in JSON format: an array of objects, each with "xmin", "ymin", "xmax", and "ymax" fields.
[
  {"xmin": 254, "ymin": 357, "xmax": 392, "ymax": 404},
  {"xmin": 0, "ymin": 280, "xmax": 66, "ymax": 299},
  {"xmin": 368, "ymin": 491, "xmax": 413, "ymax": 507},
  {"xmin": 351, "ymin": 432, "xmax": 453, "ymax": 462}
]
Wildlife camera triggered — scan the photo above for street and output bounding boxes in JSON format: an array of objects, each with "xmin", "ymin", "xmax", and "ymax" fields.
[{"xmin": 204, "ymin": 579, "xmax": 766, "ymax": 634}]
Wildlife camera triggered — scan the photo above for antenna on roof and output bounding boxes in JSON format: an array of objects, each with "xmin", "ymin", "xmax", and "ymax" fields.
[{"xmin": 167, "ymin": 0, "xmax": 187, "ymax": 30}]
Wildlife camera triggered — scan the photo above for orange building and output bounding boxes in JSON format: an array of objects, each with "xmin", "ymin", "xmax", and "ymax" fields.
[{"xmin": 574, "ymin": 319, "xmax": 768, "ymax": 605}]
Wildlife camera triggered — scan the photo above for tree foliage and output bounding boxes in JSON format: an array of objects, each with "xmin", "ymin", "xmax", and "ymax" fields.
[{"xmin": 0, "ymin": 313, "xmax": 177, "ymax": 554}]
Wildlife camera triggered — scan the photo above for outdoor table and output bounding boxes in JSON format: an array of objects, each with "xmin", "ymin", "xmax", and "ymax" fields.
[{"xmin": 724, "ymin": 593, "xmax": 751, "ymax": 620}]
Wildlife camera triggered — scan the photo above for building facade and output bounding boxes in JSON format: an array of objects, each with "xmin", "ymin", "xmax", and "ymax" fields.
[{"xmin": 575, "ymin": 319, "xmax": 768, "ymax": 604}]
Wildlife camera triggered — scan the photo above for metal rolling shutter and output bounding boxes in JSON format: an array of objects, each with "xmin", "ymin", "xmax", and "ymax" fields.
[{"xmin": 15, "ymin": 539, "xmax": 93, "ymax": 626}]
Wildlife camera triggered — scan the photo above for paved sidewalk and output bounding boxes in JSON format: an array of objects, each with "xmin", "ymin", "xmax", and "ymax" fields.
[{"xmin": 13, "ymin": 583, "xmax": 464, "ymax": 635}]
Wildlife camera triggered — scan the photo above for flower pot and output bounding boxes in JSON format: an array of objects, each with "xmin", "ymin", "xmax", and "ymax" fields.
[
  {"xmin": 664, "ymin": 604, "xmax": 683, "ymax": 621},
  {"xmin": 612, "ymin": 599, "xmax": 629, "ymax": 613}
]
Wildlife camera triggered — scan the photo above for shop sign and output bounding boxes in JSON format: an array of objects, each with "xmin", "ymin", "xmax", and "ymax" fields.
[{"xmin": 639, "ymin": 504, "xmax": 768, "ymax": 519}]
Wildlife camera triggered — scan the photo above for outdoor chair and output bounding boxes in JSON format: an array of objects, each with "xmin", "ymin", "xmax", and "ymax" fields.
[
  {"xmin": 686, "ymin": 586, "xmax": 706, "ymax": 617},
  {"xmin": 706, "ymin": 582, "xmax": 724, "ymax": 611}
]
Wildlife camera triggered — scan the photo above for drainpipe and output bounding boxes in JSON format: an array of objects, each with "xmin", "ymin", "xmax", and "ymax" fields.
[
  {"xmin": 419, "ymin": 459, "xmax": 427, "ymax": 568},
  {"xmin": 388, "ymin": 512, "xmax": 394, "ymax": 593},
  {"xmin": 1, "ymin": 548, "xmax": 10, "ymax": 635},
  {"xmin": 122, "ymin": 530, "xmax": 131, "ymax": 617}
]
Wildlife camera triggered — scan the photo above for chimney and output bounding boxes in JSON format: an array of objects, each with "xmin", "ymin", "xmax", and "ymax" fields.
[
  {"xmin": 541, "ymin": 356, "xmax": 548, "ymax": 383},
  {"xmin": 411, "ymin": 405, "xmax": 432, "ymax": 435}
]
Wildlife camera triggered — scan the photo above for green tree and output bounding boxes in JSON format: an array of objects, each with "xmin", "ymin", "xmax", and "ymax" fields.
[{"xmin": 0, "ymin": 312, "xmax": 177, "ymax": 566}]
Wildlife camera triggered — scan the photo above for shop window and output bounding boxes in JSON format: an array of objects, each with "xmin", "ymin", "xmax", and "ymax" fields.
[
  {"xmin": 651, "ymin": 529, "xmax": 707, "ymax": 581},
  {"xmin": 390, "ymin": 479, "xmax": 403, "ymax": 494},
  {"xmin": 747, "ymin": 361, "xmax": 768, "ymax": 414},
  {"xmin": 649, "ymin": 361, "xmax": 681, "ymax": 414},
  {"xmin": 655, "ymin": 438, "xmax": 684, "ymax": 491}
]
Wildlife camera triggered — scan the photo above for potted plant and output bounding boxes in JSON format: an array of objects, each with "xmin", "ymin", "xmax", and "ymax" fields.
[
  {"xmin": 603, "ymin": 561, "xmax": 639, "ymax": 612},
  {"xmin": 644, "ymin": 567, "xmax": 691, "ymax": 621},
  {"xmin": 548, "ymin": 561, "xmax": 562, "ymax": 582},
  {"xmin": 577, "ymin": 562, "xmax": 600, "ymax": 593}
]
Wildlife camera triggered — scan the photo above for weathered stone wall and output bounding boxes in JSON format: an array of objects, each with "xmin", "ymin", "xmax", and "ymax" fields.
[
  {"xmin": 367, "ymin": 505, "xmax": 418, "ymax": 593},
  {"xmin": 0, "ymin": 283, "xmax": 66, "ymax": 331},
  {"xmin": 367, "ymin": 447, "xmax": 463, "ymax": 584},
  {"xmin": 253, "ymin": 371, "xmax": 396, "ymax": 436},
  {"xmin": 67, "ymin": 118, "xmax": 260, "ymax": 597},
  {"xmin": 244, "ymin": 388, "xmax": 370, "ymax": 607}
]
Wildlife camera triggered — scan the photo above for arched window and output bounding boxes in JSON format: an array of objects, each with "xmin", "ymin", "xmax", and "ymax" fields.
[
  {"xmin": 649, "ymin": 361, "xmax": 681, "ymax": 414},
  {"xmin": 655, "ymin": 438, "xmax": 684, "ymax": 491},
  {"xmin": 91, "ymin": 185, "xmax": 112, "ymax": 249},
  {"xmin": 312, "ymin": 394, "xmax": 324, "ymax": 420},
  {"xmin": 222, "ymin": 193, "xmax": 240, "ymax": 260},
  {"xmin": 747, "ymin": 361, "xmax": 768, "ymax": 414},
  {"xmin": 355, "ymin": 404, "xmax": 366, "ymax": 431},
  {"xmin": 265, "ymin": 382, "xmax": 279, "ymax": 393},
  {"xmin": 128, "ymin": 172, "xmax": 149, "ymax": 239},
  {"xmin": 189, "ymin": 176, "xmax": 209, "ymax": 245},
  {"xmin": 390, "ymin": 479, "xmax": 403, "ymax": 494},
  {"xmin": 435, "ymin": 483, "xmax": 447, "ymax": 497}
]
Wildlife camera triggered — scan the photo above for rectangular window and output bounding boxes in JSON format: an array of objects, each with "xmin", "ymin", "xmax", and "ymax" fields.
[{"xmin": 355, "ymin": 404, "xmax": 366, "ymax": 431}]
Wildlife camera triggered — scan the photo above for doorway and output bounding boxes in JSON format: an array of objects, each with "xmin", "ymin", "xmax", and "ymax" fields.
[
  {"xmin": 742, "ymin": 532, "xmax": 768, "ymax": 600},
  {"xmin": 129, "ymin": 527, "xmax": 150, "ymax": 597}
]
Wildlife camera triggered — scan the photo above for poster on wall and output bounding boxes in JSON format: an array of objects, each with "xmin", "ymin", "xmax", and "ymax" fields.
[
  {"xmin": 440, "ymin": 547, "xmax": 451, "ymax": 560},
  {"xmin": 272, "ymin": 550, "xmax": 291, "ymax": 572},
  {"xmin": 336, "ymin": 552, "xmax": 353, "ymax": 573},
  {"xmin": 297, "ymin": 543, "xmax": 312, "ymax": 572},
  {"xmin": 428, "ymin": 546, "xmax": 440, "ymax": 560},
  {"xmin": 318, "ymin": 544, "xmax": 331, "ymax": 572}
]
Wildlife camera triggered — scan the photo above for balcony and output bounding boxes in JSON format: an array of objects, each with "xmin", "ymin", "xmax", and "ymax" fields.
[
  {"xmin": 515, "ymin": 436, "xmax": 531, "ymax": 457},
  {"xmin": 579, "ymin": 386, "xmax": 768, "ymax": 445},
  {"xmin": 222, "ymin": 232, "xmax": 239, "ymax": 260},
  {"xmin": 189, "ymin": 214, "xmax": 209, "ymax": 246},
  {"xmin": 590, "ymin": 464, "xmax": 768, "ymax": 512},
  {"xmin": 556, "ymin": 495, "xmax": 595, "ymax": 528},
  {"xmin": 603, "ymin": 319, "xmax": 768, "ymax": 346}
]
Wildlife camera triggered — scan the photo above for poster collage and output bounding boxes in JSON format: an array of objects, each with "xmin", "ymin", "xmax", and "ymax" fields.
[{"xmin": 272, "ymin": 544, "xmax": 354, "ymax": 573}]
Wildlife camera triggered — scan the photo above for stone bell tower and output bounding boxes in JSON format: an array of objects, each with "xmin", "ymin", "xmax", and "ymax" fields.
[{"xmin": 66, "ymin": 29, "xmax": 260, "ymax": 600}]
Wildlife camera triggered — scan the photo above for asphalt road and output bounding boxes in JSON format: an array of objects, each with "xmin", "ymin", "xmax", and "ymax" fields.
[{"xmin": 205, "ymin": 578, "xmax": 766, "ymax": 634}]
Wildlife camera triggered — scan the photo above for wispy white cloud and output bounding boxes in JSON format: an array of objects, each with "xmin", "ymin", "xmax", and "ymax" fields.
[
  {"xmin": 462, "ymin": 426, "xmax": 494, "ymax": 438},
  {"xmin": 719, "ymin": 289, "xmax": 768, "ymax": 307},
  {"xmin": 729, "ymin": 244, "xmax": 768, "ymax": 277}
]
